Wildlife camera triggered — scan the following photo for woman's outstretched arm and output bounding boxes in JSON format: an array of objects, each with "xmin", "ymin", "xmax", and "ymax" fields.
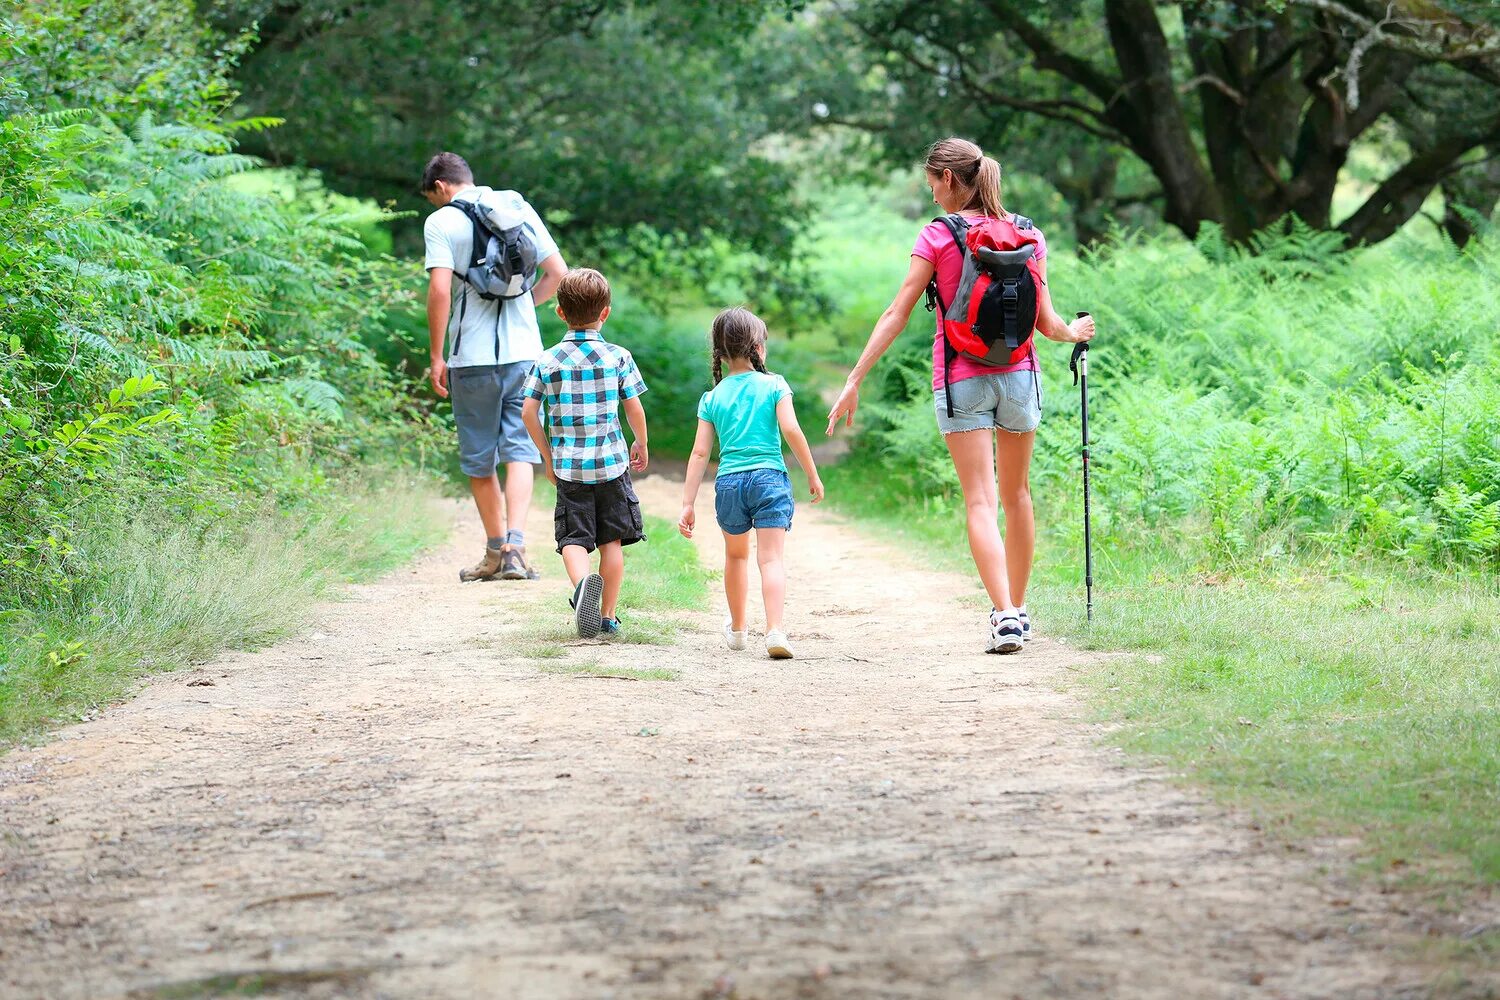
[
  {"xmin": 826, "ymin": 255, "xmax": 935, "ymax": 435},
  {"xmin": 1033, "ymin": 258, "xmax": 1095, "ymax": 344}
]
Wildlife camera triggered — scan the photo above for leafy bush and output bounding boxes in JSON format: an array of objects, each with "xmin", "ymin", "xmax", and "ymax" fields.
[
  {"xmin": 856, "ymin": 223, "xmax": 1500, "ymax": 570},
  {"xmin": 0, "ymin": 4, "xmax": 442, "ymax": 709}
]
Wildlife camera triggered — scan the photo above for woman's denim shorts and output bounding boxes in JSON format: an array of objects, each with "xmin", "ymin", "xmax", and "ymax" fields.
[
  {"xmin": 714, "ymin": 468, "xmax": 794, "ymax": 535},
  {"xmin": 934, "ymin": 370, "xmax": 1043, "ymax": 435}
]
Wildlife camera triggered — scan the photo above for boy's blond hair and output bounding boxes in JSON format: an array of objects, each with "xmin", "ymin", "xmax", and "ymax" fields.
[{"xmin": 556, "ymin": 268, "xmax": 611, "ymax": 328}]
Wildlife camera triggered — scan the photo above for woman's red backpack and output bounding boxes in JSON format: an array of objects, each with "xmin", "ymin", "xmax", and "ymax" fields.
[{"xmin": 925, "ymin": 213, "xmax": 1043, "ymax": 415}]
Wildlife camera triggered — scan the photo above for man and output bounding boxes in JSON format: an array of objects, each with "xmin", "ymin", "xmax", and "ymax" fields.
[{"xmin": 421, "ymin": 151, "xmax": 567, "ymax": 582}]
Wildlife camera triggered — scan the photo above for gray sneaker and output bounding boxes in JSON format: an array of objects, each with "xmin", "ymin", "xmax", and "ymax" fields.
[
  {"xmin": 572, "ymin": 573, "xmax": 605, "ymax": 639},
  {"xmin": 500, "ymin": 545, "xmax": 538, "ymax": 581}
]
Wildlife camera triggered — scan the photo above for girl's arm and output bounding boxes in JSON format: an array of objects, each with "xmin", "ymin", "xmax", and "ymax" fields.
[
  {"xmin": 826, "ymin": 255, "xmax": 935, "ymax": 435},
  {"xmin": 777, "ymin": 396, "xmax": 824, "ymax": 503},
  {"xmin": 678, "ymin": 419, "xmax": 717, "ymax": 538},
  {"xmin": 1032, "ymin": 258, "xmax": 1095, "ymax": 343}
]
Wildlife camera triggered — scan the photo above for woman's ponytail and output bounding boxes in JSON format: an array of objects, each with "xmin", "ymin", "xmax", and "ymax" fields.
[
  {"xmin": 971, "ymin": 156, "xmax": 1003, "ymax": 218},
  {"xmin": 925, "ymin": 137, "xmax": 1005, "ymax": 218}
]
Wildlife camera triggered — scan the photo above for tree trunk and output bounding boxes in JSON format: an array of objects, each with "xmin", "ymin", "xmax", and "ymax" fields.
[
  {"xmin": 1102, "ymin": 0, "xmax": 1221, "ymax": 238},
  {"xmin": 1441, "ymin": 150, "xmax": 1500, "ymax": 246}
]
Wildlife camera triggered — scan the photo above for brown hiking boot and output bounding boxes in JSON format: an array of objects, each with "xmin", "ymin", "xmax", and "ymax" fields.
[
  {"xmin": 499, "ymin": 545, "xmax": 540, "ymax": 581},
  {"xmin": 458, "ymin": 547, "xmax": 505, "ymax": 582}
]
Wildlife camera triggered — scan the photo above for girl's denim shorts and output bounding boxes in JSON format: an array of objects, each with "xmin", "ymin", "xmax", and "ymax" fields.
[
  {"xmin": 714, "ymin": 468, "xmax": 794, "ymax": 535},
  {"xmin": 934, "ymin": 370, "xmax": 1043, "ymax": 435}
]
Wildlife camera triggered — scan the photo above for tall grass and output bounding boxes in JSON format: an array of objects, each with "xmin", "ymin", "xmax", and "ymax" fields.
[
  {"xmin": 825, "ymin": 456, "xmax": 1500, "ymax": 885},
  {"xmin": 0, "ymin": 475, "xmax": 446, "ymax": 744}
]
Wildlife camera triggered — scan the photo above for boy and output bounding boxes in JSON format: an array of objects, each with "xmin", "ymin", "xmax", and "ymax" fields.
[{"xmin": 521, "ymin": 268, "xmax": 649, "ymax": 639}]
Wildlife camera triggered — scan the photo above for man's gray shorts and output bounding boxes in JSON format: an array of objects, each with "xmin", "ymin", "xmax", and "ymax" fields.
[{"xmin": 450, "ymin": 361, "xmax": 541, "ymax": 477}]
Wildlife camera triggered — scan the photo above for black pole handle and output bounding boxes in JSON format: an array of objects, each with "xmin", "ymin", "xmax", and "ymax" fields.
[{"xmin": 1069, "ymin": 311, "xmax": 1091, "ymax": 385}]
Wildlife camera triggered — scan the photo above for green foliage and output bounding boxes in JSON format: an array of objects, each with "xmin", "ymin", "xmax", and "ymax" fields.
[
  {"xmin": 0, "ymin": 3, "xmax": 444, "ymax": 734},
  {"xmin": 858, "ymin": 223, "xmax": 1500, "ymax": 571},
  {"xmin": 215, "ymin": 0, "xmax": 813, "ymax": 301}
]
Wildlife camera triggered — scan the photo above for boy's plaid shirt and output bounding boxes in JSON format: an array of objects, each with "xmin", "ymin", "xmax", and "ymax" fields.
[{"xmin": 522, "ymin": 328, "xmax": 647, "ymax": 484}]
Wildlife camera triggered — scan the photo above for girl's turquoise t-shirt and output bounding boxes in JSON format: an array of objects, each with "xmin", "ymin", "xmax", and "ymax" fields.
[{"xmin": 697, "ymin": 371, "xmax": 792, "ymax": 477}]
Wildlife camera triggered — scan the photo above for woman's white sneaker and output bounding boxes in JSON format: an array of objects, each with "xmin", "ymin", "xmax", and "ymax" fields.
[
  {"xmin": 1018, "ymin": 606, "xmax": 1032, "ymax": 642},
  {"xmin": 724, "ymin": 616, "xmax": 747, "ymax": 651},
  {"xmin": 987, "ymin": 609, "xmax": 1024, "ymax": 654},
  {"xmin": 765, "ymin": 629, "xmax": 794, "ymax": 659}
]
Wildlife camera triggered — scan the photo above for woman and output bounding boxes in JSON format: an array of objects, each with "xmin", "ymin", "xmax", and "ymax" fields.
[{"xmin": 826, "ymin": 137, "xmax": 1095, "ymax": 654}]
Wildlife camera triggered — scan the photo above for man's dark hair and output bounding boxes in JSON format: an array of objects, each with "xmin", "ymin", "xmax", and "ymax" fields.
[{"xmin": 420, "ymin": 152, "xmax": 474, "ymax": 192}]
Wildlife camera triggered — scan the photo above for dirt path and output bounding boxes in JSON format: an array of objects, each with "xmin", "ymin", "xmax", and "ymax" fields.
[{"xmin": 0, "ymin": 475, "xmax": 1483, "ymax": 999}]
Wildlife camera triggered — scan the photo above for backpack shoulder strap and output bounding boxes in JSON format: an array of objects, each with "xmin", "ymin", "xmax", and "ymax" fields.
[
  {"xmin": 443, "ymin": 200, "xmax": 488, "ymax": 280},
  {"xmin": 936, "ymin": 213, "xmax": 969, "ymax": 247}
]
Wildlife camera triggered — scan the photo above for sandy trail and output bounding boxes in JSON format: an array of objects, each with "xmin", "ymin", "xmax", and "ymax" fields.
[{"xmin": 0, "ymin": 474, "xmax": 1486, "ymax": 999}]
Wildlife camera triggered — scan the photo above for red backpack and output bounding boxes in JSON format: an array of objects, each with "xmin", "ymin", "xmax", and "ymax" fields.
[{"xmin": 925, "ymin": 213, "xmax": 1043, "ymax": 415}]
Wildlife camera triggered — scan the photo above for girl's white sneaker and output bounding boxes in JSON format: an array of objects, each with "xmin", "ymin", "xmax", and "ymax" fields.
[
  {"xmin": 765, "ymin": 629, "xmax": 794, "ymax": 659},
  {"xmin": 724, "ymin": 616, "xmax": 747, "ymax": 651}
]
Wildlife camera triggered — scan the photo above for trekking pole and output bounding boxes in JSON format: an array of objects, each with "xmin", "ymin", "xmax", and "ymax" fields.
[{"xmin": 1069, "ymin": 312, "xmax": 1094, "ymax": 623}]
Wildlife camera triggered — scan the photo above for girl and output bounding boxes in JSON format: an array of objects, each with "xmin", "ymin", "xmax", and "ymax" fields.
[
  {"xmin": 679, "ymin": 308, "xmax": 825, "ymax": 659},
  {"xmin": 826, "ymin": 137, "xmax": 1095, "ymax": 654}
]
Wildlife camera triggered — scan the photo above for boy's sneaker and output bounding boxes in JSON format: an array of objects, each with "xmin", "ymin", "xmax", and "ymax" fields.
[
  {"xmin": 572, "ymin": 573, "xmax": 605, "ymax": 639},
  {"xmin": 1018, "ymin": 606, "xmax": 1032, "ymax": 642},
  {"xmin": 499, "ymin": 546, "xmax": 539, "ymax": 581},
  {"xmin": 765, "ymin": 629, "xmax": 794, "ymax": 660},
  {"xmin": 987, "ymin": 608, "xmax": 1024, "ymax": 654},
  {"xmin": 600, "ymin": 617, "xmax": 622, "ymax": 640},
  {"xmin": 724, "ymin": 616, "xmax": 747, "ymax": 651},
  {"xmin": 459, "ymin": 547, "xmax": 504, "ymax": 582}
]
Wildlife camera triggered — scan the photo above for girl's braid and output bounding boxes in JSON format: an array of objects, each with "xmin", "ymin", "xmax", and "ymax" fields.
[{"xmin": 709, "ymin": 306, "xmax": 770, "ymax": 385}]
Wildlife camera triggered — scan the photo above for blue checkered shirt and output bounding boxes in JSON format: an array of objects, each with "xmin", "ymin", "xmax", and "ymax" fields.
[{"xmin": 522, "ymin": 329, "xmax": 648, "ymax": 484}]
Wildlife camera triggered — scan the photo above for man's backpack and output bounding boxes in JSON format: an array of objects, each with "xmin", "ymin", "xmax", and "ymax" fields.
[
  {"xmin": 445, "ymin": 189, "xmax": 543, "ymax": 359},
  {"xmin": 926, "ymin": 213, "xmax": 1044, "ymax": 415}
]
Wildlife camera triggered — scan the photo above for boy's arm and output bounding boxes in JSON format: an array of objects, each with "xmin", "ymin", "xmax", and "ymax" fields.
[
  {"xmin": 678, "ymin": 419, "xmax": 717, "ymax": 538},
  {"xmin": 777, "ymin": 395, "xmax": 824, "ymax": 503},
  {"xmin": 521, "ymin": 396, "xmax": 555, "ymax": 483},
  {"xmin": 621, "ymin": 395, "xmax": 649, "ymax": 473}
]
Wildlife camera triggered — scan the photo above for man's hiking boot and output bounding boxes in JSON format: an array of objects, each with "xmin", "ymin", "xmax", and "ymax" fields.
[
  {"xmin": 459, "ymin": 547, "xmax": 505, "ymax": 582},
  {"xmin": 573, "ymin": 573, "xmax": 605, "ymax": 639},
  {"xmin": 499, "ymin": 545, "xmax": 539, "ymax": 581}
]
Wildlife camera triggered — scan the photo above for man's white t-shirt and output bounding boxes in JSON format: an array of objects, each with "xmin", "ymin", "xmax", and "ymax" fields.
[{"xmin": 423, "ymin": 185, "xmax": 559, "ymax": 368}]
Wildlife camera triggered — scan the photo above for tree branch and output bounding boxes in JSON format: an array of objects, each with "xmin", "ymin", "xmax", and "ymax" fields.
[
  {"xmin": 975, "ymin": 0, "xmax": 1123, "ymax": 106},
  {"xmin": 1291, "ymin": 0, "xmax": 1500, "ymax": 86}
]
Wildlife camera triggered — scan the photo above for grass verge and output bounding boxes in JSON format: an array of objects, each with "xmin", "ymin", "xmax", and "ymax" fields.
[
  {"xmin": 541, "ymin": 662, "xmax": 681, "ymax": 682},
  {"xmin": 506, "ymin": 513, "xmax": 709, "ymax": 672},
  {"xmin": 0, "ymin": 473, "xmax": 447, "ymax": 746},
  {"xmin": 824, "ymin": 457, "xmax": 1500, "ymax": 888}
]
